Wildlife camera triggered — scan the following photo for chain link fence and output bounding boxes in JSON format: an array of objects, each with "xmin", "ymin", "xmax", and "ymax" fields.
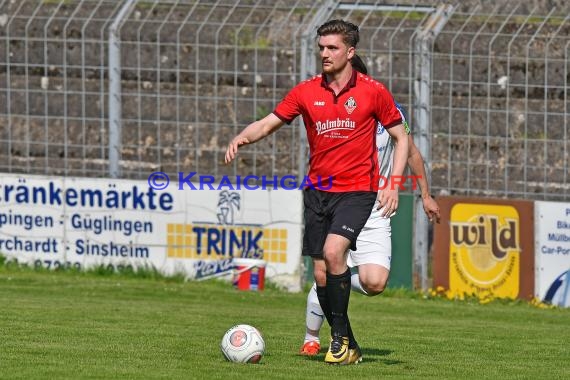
[
  {"xmin": 431, "ymin": 4, "xmax": 570, "ymax": 201},
  {"xmin": 1, "ymin": 0, "xmax": 569, "ymax": 201},
  {"xmin": 1, "ymin": 0, "xmax": 322, "ymax": 180}
]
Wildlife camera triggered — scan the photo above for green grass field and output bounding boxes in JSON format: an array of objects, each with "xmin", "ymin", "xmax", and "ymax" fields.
[{"xmin": 1, "ymin": 265, "xmax": 569, "ymax": 380}]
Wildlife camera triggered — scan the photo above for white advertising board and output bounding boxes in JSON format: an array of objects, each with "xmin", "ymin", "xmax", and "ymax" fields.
[
  {"xmin": 0, "ymin": 174, "xmax": 303, "ymax": 281},
  {"xmin": 534, "ymin": 201, "xmax": 570, "ymax": 307}
]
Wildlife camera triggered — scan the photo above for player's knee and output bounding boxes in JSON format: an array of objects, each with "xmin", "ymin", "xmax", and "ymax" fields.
[
  {"xmin": 362, "ymin": 278, "xmax": 387, "ymax": 296},
  {"xmin": 323, "ymin": 249, "xmax": 345, "ymax": 273}
]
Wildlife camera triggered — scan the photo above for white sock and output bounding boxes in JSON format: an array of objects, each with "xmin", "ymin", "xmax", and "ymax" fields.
[
  {"xmin": 304, "ymin": 332, "xmax": 319, "ymax": 344},
  {"xmin": 304, "ymin": 283, "xmax": 324, "ymax": 343},
  {"xmin": 351, "ymin": 273, "xmax": 370, "ymax": 295}
]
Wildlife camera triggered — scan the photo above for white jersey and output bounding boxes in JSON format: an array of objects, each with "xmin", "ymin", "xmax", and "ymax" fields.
[
  {"xmin": 376, "ymin": 102, "xmax": 410, "ymax": 188},
  {"xmin": 348, "ymin": 104, "xmax": 409, "ymax": 269},
  {"xmin": 347, "ymin": 103, "xmax": 410, "ymax": 270},
  {"xmin": 376, "ymin": 122, "xmax": 394, "ymax": 188}
]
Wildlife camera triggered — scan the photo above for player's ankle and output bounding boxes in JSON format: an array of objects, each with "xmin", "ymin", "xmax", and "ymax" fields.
[{"xmin": 304, "ymin": 332, "xmax": 320, "ymax": 344}]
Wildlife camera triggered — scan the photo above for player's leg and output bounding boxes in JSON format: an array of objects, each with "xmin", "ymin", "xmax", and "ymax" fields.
[
  {"xmin": 348, "ymin": 203, "xmax": 392, "ymax": 295},
  {"xmin": 341, "ymin": 205, "xmax": 391, "ymax": 364},
  {"xmin": 322, "ymin": 233, "xmax": 352, "ymax": 364},
  {"xmin": 323, "ymin": 191, "xmax": 376, "ymax": 364},
  {"xmin": 299, "ymin": 189, "xmax": 329, "ymax": 356},
  {"xmin": 300, "ymin": 258, "xmax": 361, "ymax": 357},
  {"xmin": 354, "ymin": 263, "xmax": 389, "ymax": 295},
  {"xmin": 299, "ymin": 260, "xmax": 326, "ymax": 356}
]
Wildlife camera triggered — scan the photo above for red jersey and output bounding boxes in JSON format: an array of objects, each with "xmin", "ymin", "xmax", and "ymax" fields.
[{"xmin": 273, "ymin": 70, "xmax": 402, "ymax": 192}]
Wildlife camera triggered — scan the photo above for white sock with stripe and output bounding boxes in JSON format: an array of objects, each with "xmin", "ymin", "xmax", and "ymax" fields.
[{"xmin": 304, "ymin": 283, "xmax": 323, "ymax": 343}]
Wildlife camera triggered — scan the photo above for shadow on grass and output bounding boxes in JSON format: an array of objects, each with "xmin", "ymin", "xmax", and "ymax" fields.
[
  {"xmin": 361, "ymin": 347, "xmax": 402, "ymax": 365},
  {"xmin": 302, "ymin": 346, "xmax": 403, "ymax": 365}
]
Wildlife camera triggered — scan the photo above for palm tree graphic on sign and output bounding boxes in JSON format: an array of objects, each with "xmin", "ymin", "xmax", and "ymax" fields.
[{"xmin": 217, "ymin": 190, "xmax": 241, "ymax": 225}]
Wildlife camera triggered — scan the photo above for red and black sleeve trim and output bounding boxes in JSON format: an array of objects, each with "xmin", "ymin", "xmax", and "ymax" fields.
[
  {"xmin": 272, "ymin": 110, "xmax": 293, "ymax": 125},
  {"xmin": 383, "ymin": 119, "xmax": 403, "ymax": 130}
]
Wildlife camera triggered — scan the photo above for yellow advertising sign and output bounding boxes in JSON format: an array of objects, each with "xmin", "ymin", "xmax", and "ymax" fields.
[
  {"xmin": 449, "ymin": 204, "xmax": 521, "ymax": 298},
  {"xmin": 166, "ymin": 223, "xmax": 288, "ymax": 264}
]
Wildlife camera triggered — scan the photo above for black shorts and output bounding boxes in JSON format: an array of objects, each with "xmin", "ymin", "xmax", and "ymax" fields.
[{"xmin": 302, "ymin": 188, "xmax": 376, "ymax": 258}]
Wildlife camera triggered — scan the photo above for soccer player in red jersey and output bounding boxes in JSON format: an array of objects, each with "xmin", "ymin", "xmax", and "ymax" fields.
[
  {"xmin": 225, "ymin": 20, "xmax": 408, "ymax": 364},
  {"xmin": 299, "ymin": 55, "xmax": 441, "ymax": 364}
]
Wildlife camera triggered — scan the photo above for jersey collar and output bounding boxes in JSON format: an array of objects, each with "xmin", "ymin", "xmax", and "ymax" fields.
[{"xmin": 320, "ymin": 69, "xmax": 358, "ymax": 93}]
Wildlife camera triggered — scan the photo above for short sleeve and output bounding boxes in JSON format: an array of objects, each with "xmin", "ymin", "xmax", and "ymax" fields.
[
  {"xmin": 273, "ymin": 85, "xmax": 302, "ymax": 124},
  {"xmin": 374, "ymin": 85, "xmax": 402, "ymax": 129},
  {"xmin": 395, "ymin": 102, "xmax": 411, "ymax": 134}
]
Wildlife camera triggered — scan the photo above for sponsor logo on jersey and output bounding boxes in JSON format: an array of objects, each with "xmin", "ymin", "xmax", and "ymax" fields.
[
  {"xmin": 315, "ymin": 118, "xmax": 356, "ymax": 135},
  {"xmin": 313, "ymin": 101, "xmax": 325, "ymax": 106}
]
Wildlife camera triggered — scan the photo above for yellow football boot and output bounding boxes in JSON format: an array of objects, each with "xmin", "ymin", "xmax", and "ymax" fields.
[
  {"xmin": 343, "ymin": 345, "xmax": 363, "ymax": 365},
  {"xmin": 324, "ymin": 334, "xmax": 349, "ymax": 364}
]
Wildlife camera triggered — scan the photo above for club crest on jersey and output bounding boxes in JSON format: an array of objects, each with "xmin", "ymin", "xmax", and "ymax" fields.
[{"xmin": 344, "ymin": 96, "xmax": 357, "ymax": 114}]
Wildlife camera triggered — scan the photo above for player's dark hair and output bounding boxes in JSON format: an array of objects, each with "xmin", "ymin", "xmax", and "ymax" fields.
[
  {"xmin": 317, "ymin": 19, "xmax": 359, "ymax": 48},
  {"xmin": 351, "ymin": 54, "xmax": 368, "ymax": 75}
]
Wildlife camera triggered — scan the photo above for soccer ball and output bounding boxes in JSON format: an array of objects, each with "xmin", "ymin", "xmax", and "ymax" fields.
[{"xmin": 220, "ymin": 324, "xmax": 265, "ymax": 364}]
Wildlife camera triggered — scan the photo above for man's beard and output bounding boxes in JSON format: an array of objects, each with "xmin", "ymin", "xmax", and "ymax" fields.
[{"xmin": 322, "ymin": 61, "xmax": 346, "ymax": 74}]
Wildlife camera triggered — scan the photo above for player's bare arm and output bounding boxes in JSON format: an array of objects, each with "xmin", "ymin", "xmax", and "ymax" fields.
[
  {"xmin": 225, "ymin": 113, "xmax": 284, "ymax": 164},
  {"xmin": 378, "ymin": 123, "xmax": 408, "ymax": 216},
  {"xmin": 407, "ymin": 135, "xmax": 441, "ymax": 223}
]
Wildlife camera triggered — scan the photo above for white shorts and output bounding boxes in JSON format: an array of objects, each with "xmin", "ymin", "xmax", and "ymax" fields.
[{"xmin": 347, "ymin": 201, "xmax": 392, "ymax": 270}]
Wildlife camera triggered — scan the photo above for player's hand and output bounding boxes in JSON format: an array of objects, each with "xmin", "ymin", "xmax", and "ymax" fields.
[
  {"xmin": 225, "ymin": 136, "xmax": 250, "ymax": 164},
  {"xmin": 422, "ymin": 195, "xmax": 441, "ymax": 223},
  {"xmin": 377, "ymin": 187, "xmax": 398, "ymax": 217}
]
